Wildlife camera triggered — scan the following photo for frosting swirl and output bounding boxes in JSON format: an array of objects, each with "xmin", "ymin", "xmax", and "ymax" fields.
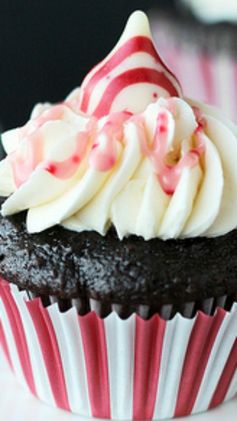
[{"xmin": 1, "ymin": 11, "xmax": 237, "ymax": 240}]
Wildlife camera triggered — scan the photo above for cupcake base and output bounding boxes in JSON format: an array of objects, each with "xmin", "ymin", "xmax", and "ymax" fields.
[
  {"xmin": 25, "ymin": 288, "xmax": 237, "ymax": 320},
  {"xmin": 0, "ymin": 278, "xmax": 236, "ymax": 420},
  {"xmin": 2, "ymin": 197, "xmax": 237, "ymax": 311}
]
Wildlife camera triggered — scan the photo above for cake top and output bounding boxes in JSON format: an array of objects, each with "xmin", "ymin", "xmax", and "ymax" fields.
[{"xmin": 0, "ymin": 10, "xmax": 237, "ymax": 240}]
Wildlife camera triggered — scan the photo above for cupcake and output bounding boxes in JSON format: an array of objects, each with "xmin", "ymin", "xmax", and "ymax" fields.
[
  {"xmin": 0, "ymin": 10, "xmax": 236, "ymax": 420},
  {"xmin": 150, "ymin": 0, "xmax": 237, "ymax": 122}
]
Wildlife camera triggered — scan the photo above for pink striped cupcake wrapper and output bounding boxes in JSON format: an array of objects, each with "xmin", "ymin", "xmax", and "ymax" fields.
[{"xmin": 0, "ymin": 278, "xmax": 236, "ymax": 420}]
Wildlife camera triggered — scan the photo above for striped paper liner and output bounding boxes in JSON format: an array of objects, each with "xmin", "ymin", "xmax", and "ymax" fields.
[
  {"xmin": 0, "ymin": 278, "xmax": 236, "ymax": 420},
  {"xmin": 25, "ymin": 289, "xmax": 236, "ymax": 321}
]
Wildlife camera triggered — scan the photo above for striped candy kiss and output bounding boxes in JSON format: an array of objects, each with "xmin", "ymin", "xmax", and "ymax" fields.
[{"xmin": 78, "ymin": 11, "xmax": 182, "ymax": 118}]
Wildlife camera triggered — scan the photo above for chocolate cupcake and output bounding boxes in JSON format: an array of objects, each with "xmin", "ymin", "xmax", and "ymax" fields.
[
  {"xmin": 0, "ymin": 10, "xmax": 236, "ymax": 420},
  {"xmin": 0, "ymin": 197, "xmax": 237, "ymax": 320},
  {"xmin": 150, "ymin": 0, "xmax": 237, "ymax": 122}
]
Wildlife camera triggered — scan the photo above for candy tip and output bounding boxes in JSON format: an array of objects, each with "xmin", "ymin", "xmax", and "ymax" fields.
[{"xmin": 122, "ymin": 10, "xmax": 151, "ymax": 40}]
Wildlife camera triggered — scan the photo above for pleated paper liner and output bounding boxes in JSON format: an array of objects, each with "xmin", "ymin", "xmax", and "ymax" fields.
[
  {"xmin": 26, "ymin": 287, "xmax": 237, "ymax": 320},
  {"xmin": 0, "ymin": 277, "xmax": 236, "ymax": 420}
]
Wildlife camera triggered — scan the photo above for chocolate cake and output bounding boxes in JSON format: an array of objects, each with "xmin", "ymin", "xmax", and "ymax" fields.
[{"xmin": 0, "ymin": 196, "xmax": 236, "ymax": 319}]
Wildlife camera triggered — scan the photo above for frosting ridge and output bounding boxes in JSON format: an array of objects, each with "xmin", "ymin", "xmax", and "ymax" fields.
[{"xmin": 1, "ymin": 95, "xmax": 236, "ymax": 240}]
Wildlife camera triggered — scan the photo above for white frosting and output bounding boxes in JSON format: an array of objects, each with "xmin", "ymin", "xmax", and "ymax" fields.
[
  {"xmin": 1, "ymin": 11, "xmax": 237, "ymax": 240},
  {"xmin": 1, "ymin": 95, "xmax": 237, "ymax": 240},
  {"xmin": 181, "ymin": 0, "xmax": 237, "ymax": 24}
]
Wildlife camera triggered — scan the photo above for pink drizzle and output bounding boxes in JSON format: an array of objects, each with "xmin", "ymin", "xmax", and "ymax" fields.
[
  {"xmin": 8, "ymin": 103, "xmax": 205, "ymax": 197},
  {"xmin": 8, "ymin": 103, "xmax": 91, "ymax": 187},
  {"xmin": 9, "ymin": 131, "xmax": 44, "ymax": 188},
  {"xmin": 8, "ymin": 104, "xmax": 72, "ymax": 187},
  {"xmin": 6, "ymin": 30, "xmax": 185, "ymax": 188},
  {"xmin": 44, "ymin": 131, "xmax": 90, "ymax": 179},
  {"xmin": 20, "ymin": 104, "xmax": 66, "ymax": 139},
  {"xmin": 89, "ymin": 111, "xmax": 132, "ymax": 172},
  {"xmin": 135, "ymin": 110, "xmax": 205, "ymax": 195},
  {"xmin": 44, "ymin": 112, "xmax": 131, "ymax": 177}
]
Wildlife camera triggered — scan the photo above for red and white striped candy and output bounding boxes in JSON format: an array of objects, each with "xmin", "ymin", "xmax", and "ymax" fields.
[{"xmin": 78, "ymin": 11, "xmax": 182, "ymax": 118}]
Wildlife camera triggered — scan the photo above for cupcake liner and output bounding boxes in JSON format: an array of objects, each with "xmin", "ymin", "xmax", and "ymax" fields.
[
  {"xmin": 0, "ymin": 278, "xmax": 236, "ymax": 420},
  {"xmin": 151, "ymin": 18, "xmax": 237, "ymax": 122},
  {"xmin": 26, "ymin": 288, "xmax": 236, "ymax": 320}
]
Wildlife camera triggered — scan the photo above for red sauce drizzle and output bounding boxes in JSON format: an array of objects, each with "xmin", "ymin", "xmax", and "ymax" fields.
[
  {"xmin": 44, "ymin": 131, "xmax": 90, "ymax": 179},
  {"xmin": 9, "ymin": 131, "xmax": 44, "ymax": 188},
  {"xmin": 8, "ymin": 104, "xmax": 83, "ymax": 187},
  {"xmin": 8, "ymin": 101, "xmax": 205, "ymax": 196},
  {"xmin": 20, "ymin": 105, "xmax": 66, "ymax": 139},
  {"xmin": 89, "ymin": 111, "xmax": 132, "ymax": 172},
  {"xmin": 134, "ymin": 110, "xmax": 205, "ymax": 195}
]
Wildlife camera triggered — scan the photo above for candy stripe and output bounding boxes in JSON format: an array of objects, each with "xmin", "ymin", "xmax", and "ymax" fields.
[
  {"xmin": 105, "ymin": 313, "xmax": 136, "ymax": 420},
  {"xmin": 80, "ymin": 36, "xmax": 180, "ymax": 113},
  {"xmin": 0, "ymin": 321, "xmax": 12, "ymax": 369},
  {"xmin": 0, "ymin": 294, "xmax": 26, "ymax": 387},
  {"xmin": 209, "ymin": 339, "xmax": 237, "ymax": 408},
  {"xmin": 225, "ymin": 364, "xmax": 237, "ymax": 402},
  {"xmin": 79, "ymin": 312, "xmax": 111, "ymax": 418},
  {"xmin": 133, "ymin": 315, "xmax": 166, "ymax": 420},
  {"xmin": 174, "ymin": 309, "xmax": 226, "ymax": 417},
  {"xmin": 0, "ymin": 280, "xmax": 236, "ymax": 420},
  {"xmin": 93, "ymin": 68, "xmax": 179, "ymax": 118},
  {"xmin": 10, "ymin": 285, "xmax": 55, "ymax": 406},
  {"xmin": 26, "ymin": 299, "xmax": 70, "ymax": 410},
  {"xmin": 152, "ymin": 315, "xmax": 196, "ymax": 419},
  {"xmin": 192, "ymin": 305, "xmax": 237, "ymax": 413},
  {"xmin": 47, "ymin": 305, "xmax": 91, "ymax": 415},
  {"xmin": 0, "ymin": 281, "xmax": 36, "ymax": 395}
]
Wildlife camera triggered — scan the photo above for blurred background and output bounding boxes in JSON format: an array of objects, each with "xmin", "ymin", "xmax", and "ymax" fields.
[{"xmin": 0, "ymin": 0, "xmax": 237, "ymax": 159}]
